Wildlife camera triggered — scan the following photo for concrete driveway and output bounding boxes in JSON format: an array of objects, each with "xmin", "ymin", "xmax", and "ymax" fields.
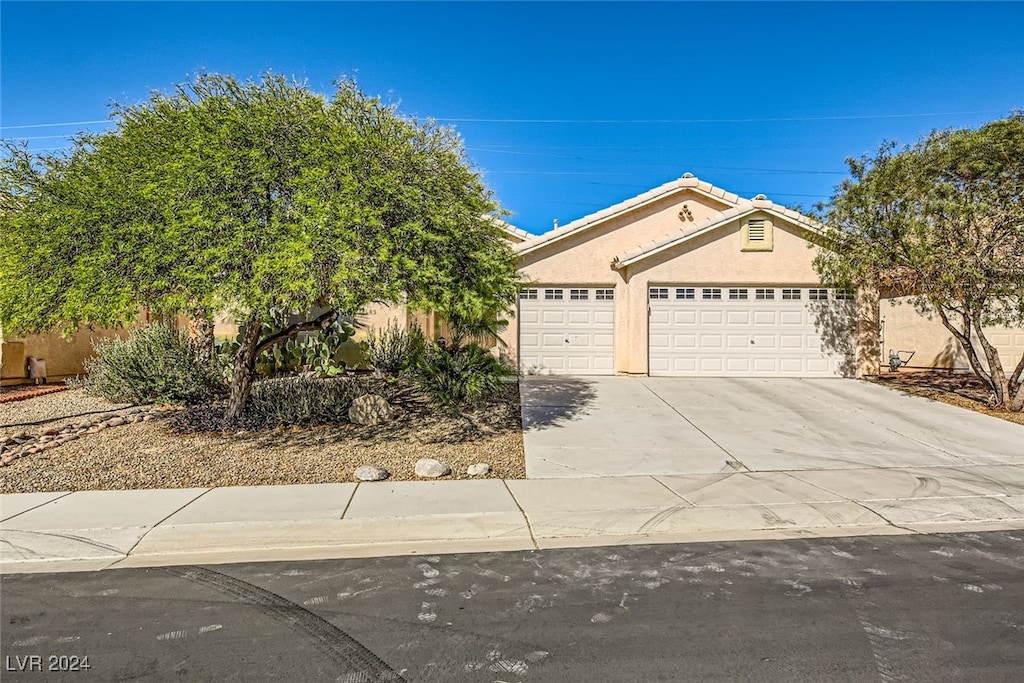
[{"xmin": 521, "ymin": 377, "xmax": 1024, "ymax": 478}]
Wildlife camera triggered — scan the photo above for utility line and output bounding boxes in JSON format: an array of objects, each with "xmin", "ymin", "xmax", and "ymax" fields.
[
  {"xmin": 432, "ymin": 110, "xmax": 1004, "ymax": 124},
  {"xmin": 0, "ymin": 119, "xmax": 112, "ymax": 131},
  {"xmin": 1, "ymin": 108, "xmax": 1004, "ymax": 131}
]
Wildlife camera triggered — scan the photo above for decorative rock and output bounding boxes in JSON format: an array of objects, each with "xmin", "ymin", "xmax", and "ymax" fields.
[
  {"xmin": 466, "ymin": 463, "xmax": 491, "ymax": 477},
  {"xmin": 105, "ymin": 417, "xmax": 126, "ymax": 427},
  {"xmin": 414, "ymin": 458, "xmax": 451, "ymax": 478},
  {"xmin": 348, "ymin": 394, "xmax": 394, "ymax": 426},
  {"xmin": 354, "ymin": 465, "xmax": 389, "ymax": 482},
  {"xmin": 43, "ymin": 428, "xmax": 59, "ymax": 436}
]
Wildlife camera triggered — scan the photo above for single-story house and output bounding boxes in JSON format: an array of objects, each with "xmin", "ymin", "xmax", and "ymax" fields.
[
  {"xmin": 498, "ymin": 173, "xmax": 1024, "ymax": 378},
  {"xmin": 3, "ymin": 175, "xmax": 1020, "ymax": 384}
]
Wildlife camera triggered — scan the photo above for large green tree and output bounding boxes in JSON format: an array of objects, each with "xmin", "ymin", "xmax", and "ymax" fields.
[
  {"xmin": 0, "ymin": 74, "xmax": 521, "ymax": 420},
  {"xmin": 814, "ymin": 115, "xmax": 1024, "ymax": 411}
]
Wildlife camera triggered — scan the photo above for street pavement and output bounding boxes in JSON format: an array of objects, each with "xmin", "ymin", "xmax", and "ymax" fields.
[
  {"xmin": 3, "ymin": 531, "xmax": 1023, "ymax": 681},
  {"xmin": 2, "ymin": 378, "xmax": 1023, "ymax": 574}
]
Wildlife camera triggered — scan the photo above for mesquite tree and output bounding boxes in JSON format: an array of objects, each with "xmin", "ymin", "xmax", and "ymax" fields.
[
  {"xmin": 814, "ymin": 115, "xmax": 1024, "ymax": 410},
  {"xmin": 0, "ymin": 74, "xmax": 520, "ymax": 421}
]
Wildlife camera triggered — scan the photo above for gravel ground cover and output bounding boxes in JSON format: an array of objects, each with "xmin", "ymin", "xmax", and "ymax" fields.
[
  {"xmin": 871, "ymin": 370, "xmax": 1024, "ymax": 426},
  {"xmin": 0, "ymin": 386, "xmax": 525, "ymax": 493}
]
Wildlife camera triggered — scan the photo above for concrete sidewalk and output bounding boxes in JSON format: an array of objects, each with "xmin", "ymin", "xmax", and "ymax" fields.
[{"xmin": 5, "ymin": 464, "xmax": 1024, "ymax": 573}]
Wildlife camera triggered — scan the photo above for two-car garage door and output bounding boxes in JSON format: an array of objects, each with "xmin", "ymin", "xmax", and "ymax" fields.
[
  {"xmin": 518, "ymin": 284, "xmax": 854, "ymax": 377},
  {"xmin": 649, "ymin": 285, "xmax": 854, "ymax": 377}
]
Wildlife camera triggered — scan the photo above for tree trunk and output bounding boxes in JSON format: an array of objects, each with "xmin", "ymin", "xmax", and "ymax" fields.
[
  {"xmin": 969, "ymin": 311, "xmax": 1010, "ymax": 408},
  {"xmin": 1009, "ymin": 352, "xmax": 1024, "ymax": 412},
  {"xmin": 936, "ymin": 307, "xmax": 995, "ymax": 393},
  {"xmin": 224, "ymin": 317, "xmax": 263, "ymax": 424}
]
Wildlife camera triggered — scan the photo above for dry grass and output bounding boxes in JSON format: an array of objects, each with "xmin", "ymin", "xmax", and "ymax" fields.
[{"xmin": 870, "ymin": 370, "xmax": 1024, "ymax": 426}]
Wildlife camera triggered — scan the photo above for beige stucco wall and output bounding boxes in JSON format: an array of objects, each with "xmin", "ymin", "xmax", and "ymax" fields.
[
  {"xmin": 519, "ymin": 190, "xmax": 732, "ymax": 285},
  {"xmin": 881, "ymin": 297, "xmax": 1024, "ymax": 373},
  {"xmin": 1, "ymin": 326, "xmax": 130, "ymax": 384},
  {"xmin": 504, "ymin": 202, "xmax": 845, "ymax": 375}
]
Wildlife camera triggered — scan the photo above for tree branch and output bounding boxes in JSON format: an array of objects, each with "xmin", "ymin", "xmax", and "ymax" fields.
[{"xmin": 253, "ymin": 308, "xmax": 339, "ymax": 357}]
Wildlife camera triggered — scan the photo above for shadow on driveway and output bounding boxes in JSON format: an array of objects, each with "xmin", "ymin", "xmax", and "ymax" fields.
[{"xmin": 520, "ymin": 376, "xmax": 598, "ymax": 431}]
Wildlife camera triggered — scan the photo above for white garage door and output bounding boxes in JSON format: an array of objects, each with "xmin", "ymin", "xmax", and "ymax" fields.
[
  {"xmin": 649, "ymin": 286, "xmax": 854, "ymax": 377},
  {"xmin": 519, "ymin": 286, "xmax": 615, "ymax": 375}
]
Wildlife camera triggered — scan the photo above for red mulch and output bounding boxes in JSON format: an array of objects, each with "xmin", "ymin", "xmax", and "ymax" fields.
[{"xmin": 0, "ymin": 384, "xmax": 69, "ymax": 404}]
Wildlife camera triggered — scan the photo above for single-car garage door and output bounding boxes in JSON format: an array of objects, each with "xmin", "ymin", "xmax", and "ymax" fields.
[
  {"xmin": 519, "ymin": 286, "xmax": 615, "ymax": 375},
  {"xmin": 649, "ymin": 285, "xmax": 854, "ymax": 377}
]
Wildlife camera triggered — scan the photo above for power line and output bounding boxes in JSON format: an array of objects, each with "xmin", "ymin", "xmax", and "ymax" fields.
[
  {"xmin": 1, "ymin": 108, "xmax": 1007, "ymax": 132},
  {"xmin": 433, "ymin": 110, "xmax": 1005, "ymax": 124},
  {"xmin": 485, "ymin": 166, "xmax": 846, "ymax": 176},
  {"xmin": 0, "ymin": 119, "xmax": 112, "ymax": 131}
]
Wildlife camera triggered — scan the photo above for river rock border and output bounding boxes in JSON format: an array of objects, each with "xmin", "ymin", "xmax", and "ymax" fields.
[{"xmin": 0, "ymin": 405, "xmax": 184, "ymax": 467}]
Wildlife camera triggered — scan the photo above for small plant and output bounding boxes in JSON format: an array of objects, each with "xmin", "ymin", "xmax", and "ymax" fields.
[
  {"xmin": 243, "ymin": 375, "xmax": 370, "ymax": 427},
  {"xmin": 363, "ymin": 322, "xmax": 426, "ymax": 378},
  {"xmin": 413, "ymin": 341, "xmax": 515, "ymax": 409},
  {"xmin": 84, "ymin": 324, "xmax": 224, "ymax": 404}
]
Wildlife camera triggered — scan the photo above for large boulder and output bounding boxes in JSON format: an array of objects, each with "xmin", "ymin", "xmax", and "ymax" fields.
[
  {"xmin": 348, "ymin": 394, "xmax": 394, "ymax": 426},
  {"xmin": 415, "ymin": 458, "xmax": 451, "ymax": 478}
]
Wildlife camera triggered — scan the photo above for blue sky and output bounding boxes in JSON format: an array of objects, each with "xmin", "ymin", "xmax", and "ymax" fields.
[{"xmin": 3, "ymin": 2, "xmax": 1023, "ymax": 233}]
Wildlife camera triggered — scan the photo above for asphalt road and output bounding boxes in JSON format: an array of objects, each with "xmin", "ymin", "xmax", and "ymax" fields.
[{"xmin": 2, "ymin": 531, "xmax": 1023, "ymax": 682}]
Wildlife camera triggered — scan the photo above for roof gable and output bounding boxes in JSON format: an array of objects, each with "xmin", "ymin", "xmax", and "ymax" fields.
[
  {"xmin": 612, "ymin": 198, "xmax": 823, "ymax": 269},
  {"xmin": 516, "ymin": 174, "xmax": 743, "ymax": 257}
]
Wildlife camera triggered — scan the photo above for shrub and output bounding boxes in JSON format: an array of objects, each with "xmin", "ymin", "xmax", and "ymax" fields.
[
  {"xmin": 244, "ymin": 375, "xmax": 369, "ymax": 427},
  {"xmin": 413, "ymin": 342, "xmax": 515, "ymax": 409},
  {"xmin": 84, "ymin": 324, "xmax": 223, "ymax": 404},
  {"xmin": 214, "ymin": 321, "xmax": 352, "ymax": 380},
  {"xmin": 363, "ymin": 322, "xmax": 425, "ymax": 377}
]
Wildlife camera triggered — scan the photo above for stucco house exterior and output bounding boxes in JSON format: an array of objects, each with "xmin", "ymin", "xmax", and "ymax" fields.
[
  {"xmin": 499, "ymin": 173, "xmax": 1022, "ymax": 379},
  {"xmin": 0, "ymin": 326, "xmax": 130, "ymax": 386},
  {"xmin": 3, "ymin": 175, "xmax": 1020, "ymax": 384}
]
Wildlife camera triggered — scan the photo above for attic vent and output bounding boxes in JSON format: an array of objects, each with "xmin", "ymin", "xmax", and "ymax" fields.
[
  {"xmin": 682, "ymin": 172, "xmax": 694, "ymax": 178},
  {"xmin": 748, "ymin": 219, "xmax": 767, "ymax": 241},
  {"xmin": 753, "ymin": 193, "xmax": 768, "ymax": 200}
]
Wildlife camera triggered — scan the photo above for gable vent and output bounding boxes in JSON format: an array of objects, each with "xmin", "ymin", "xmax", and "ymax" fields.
[{"xmin": 748, "ymin": 219, "xmax": 766, "ymax": 242}]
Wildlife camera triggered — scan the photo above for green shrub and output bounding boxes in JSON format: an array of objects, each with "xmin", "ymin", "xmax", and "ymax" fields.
[
  {"xmin": 84, "ymin": 325, "xmax": 224, "ymax": 404},
  {"xmin": 363, "ymin": 322, "xmax": 425, "ymax": 377},
  {"xmin": 244, "ymin": 375, "xmax": 369, "ymax": 427},
  {"xmin": 413, "ymin": 342, "xmax": 515, "ymax": 409},
  {"xmin": 214, "ymin": 322, "xmax": 352, "ymax": 381}
]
